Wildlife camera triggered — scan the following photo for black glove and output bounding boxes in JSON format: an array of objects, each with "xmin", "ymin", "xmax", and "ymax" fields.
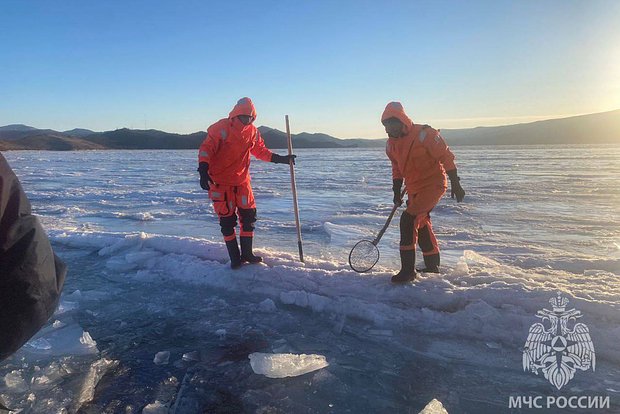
[
  {"xmin": 198, "ymin": 162, "xmax": 212, "ymax": 190},
  {"xmin": 271, "ymin": 154, "xmax": 296, "ymax": 165},
  {"xmin": 392, "ymin": 178, "xmax": 403, "ymax": 206},
  {"xmin": 446, "ymin": 169, "xmax": 465, "ymax": 202}
]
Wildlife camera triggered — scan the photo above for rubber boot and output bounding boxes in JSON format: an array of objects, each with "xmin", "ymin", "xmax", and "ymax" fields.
[
  {"xmin": 225, "ymin": 239, "xmax": 242, "ymax": 269},
  {"xmin": 391, "ymin": 250, "xmax": 416, "ymax": 283},
  {"xmin": 418, "ymin": 253, "xmax": 440, "ymax": 273},
  {"xmin": 240, "ymin": 236, "xmax": 262, "ymax": 264}
]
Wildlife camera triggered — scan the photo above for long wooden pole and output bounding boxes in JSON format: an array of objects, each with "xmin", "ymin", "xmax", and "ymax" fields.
[{"xmin": 285, "ymin": 115, "xmax": 304, "ymax": 262}]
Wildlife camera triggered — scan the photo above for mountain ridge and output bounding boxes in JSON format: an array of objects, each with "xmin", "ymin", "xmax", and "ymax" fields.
[{"xmin": 1, "ymin": 109, "xmax": 619, "ymax": 150}]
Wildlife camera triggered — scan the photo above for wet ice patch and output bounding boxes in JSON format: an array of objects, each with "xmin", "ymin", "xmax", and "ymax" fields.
[{"xmin": 248, "ymin": 352, "xmax": 329, "ymax": 378}]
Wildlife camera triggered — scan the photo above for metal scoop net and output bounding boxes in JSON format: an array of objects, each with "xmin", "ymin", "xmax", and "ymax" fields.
[
  {"xmin": 348, "ymin": 189, "xmax": 405, "ymax": 273},
  {"xmin": 348, "ymin": 240, "xmax": 380, "ymax": 273}
]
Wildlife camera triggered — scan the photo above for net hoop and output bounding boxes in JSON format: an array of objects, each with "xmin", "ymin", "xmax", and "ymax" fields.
[{"xmin": 348, "ymin": 239, "xmax": 380, "ymax": 273}]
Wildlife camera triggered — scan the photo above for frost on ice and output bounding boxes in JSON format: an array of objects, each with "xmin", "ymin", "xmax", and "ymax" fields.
[{"xmin": 249, "ymin": 352, "xmax": 329, "ymax": 378}]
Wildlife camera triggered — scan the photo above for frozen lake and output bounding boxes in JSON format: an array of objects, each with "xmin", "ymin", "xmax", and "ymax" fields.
[{"xmin": 1, "ymin": 145, "xmax": 619, "ymax": 413}]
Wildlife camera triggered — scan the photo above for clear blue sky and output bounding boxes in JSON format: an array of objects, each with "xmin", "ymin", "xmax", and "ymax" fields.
[{"xmin": 1, "ymin": 0, "xmax": 619, "ymax": 138}]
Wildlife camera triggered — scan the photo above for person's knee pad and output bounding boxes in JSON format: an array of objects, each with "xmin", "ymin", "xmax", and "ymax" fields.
[
  {"xmin": 238, "ymin": 208, "xmax": 257, "ymax": 232},
  {"xmin": 219, "ymin": 214, "xmax": 238, "ymax": 236},
  {"xmin": 399, "ymin": 211, "xmax": 415, "ymax": 247}
]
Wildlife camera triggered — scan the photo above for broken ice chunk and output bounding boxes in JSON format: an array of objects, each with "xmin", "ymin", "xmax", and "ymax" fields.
[
  {"xmin": 4, "ymin": 370, "xmax": 28, "ymax": 392},
  {"xmin": 248, "ymin": 352, "xmax": 329, "ymax": 378},
  {"xmin": 258, "ymin": 298, "xmax": 276, "ymax": 313},
  {"xmin": 182, "ymin": 351, "xmax": 200, "ymax": 362},
  {"xmin": 142, "ymin": 400, "xmax": 168, "ymax": 414},
  {"xmin": 52, "ymin": 320, "xmax": 66, "ymax": 329},
  {"xmin": 80, "ymin": 331, "xmax": 97, "ymax": 348},
  {"xmin": 419, "ymin": 398, "xmax": 449, "ymax": 414},
  {"xmin": 154, "ymin": 351, "xmax": 170, "ymax": 365}
]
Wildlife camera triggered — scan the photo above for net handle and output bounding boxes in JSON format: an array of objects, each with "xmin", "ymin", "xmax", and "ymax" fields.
[
  {"xmin": 372, "ymin": 188, "xmax": 406, "ymax": 245},
  {"xmin": 372, "ymin": 129, "xmax": 419, "ymax": 245}
]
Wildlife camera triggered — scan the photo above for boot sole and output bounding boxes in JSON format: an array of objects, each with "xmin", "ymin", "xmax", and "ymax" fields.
[{"xmin": 390, "ymin": 275, "xmax": 416, "ymax": 283}]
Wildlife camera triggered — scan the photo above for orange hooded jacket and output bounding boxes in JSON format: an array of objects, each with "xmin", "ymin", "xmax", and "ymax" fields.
[
  {"xmin": 383, "ymin": 102, "xmax": 456, "ymax": 193},
  {"xmin": 198, "ymin": 98, "xmax": 273, "ymax": 186}
]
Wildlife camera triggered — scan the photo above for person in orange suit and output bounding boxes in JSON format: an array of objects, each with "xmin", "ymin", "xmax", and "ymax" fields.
[
  {"xmin": 383, "ymin": 101, "xmax": 465, "ymax": 283},
  {"xmin": 198, "ymin": 97, "xmax": 296, "ymax": 269}
]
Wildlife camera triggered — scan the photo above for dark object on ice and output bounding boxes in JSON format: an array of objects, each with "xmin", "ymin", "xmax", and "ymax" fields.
[
  {"xmin": 225, "ymin": 239, "xmax": 242, "ymax": 269},
  {"xmin": 391, "ymin": 250, "xmax": 416, "ymax": 283},
  {"xmin": 240, "ymin": 236, "xmax": 262, "ymax": 264},
  {"xmin": 0, "ymin": 154, "xmax": 66, "ymax": 361},
  {"xmin": 348, "ymin": 188, "xmax": 405, "ymax": 273}
]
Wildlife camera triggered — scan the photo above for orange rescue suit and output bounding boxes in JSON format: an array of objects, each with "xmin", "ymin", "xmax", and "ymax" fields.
[
  {"xmin": 198, "ymin": 111, "xmax": 273, "ymax": 186},
  {"xmin": 383, "ymin": 102, "xmax": 456, "ymax": 195},
  {"xmin": 383, "ymin": 102, "xmax": 457, "ymax": 254},
  {"xmin": 198, "ymin": 98, "xmax": 273, "ymax": 239}
]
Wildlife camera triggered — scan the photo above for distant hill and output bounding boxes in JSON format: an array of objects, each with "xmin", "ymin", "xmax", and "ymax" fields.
[
  {"xmin": 0, "ymin": 133, "xmax": 106, "ymax": 151},
  {"xmin": 258, "ymin": 127, "xmax": 372, "ymax": 148},
  {"xmin": 1, "ymin": 109, "xmax": 618, "ymax": 150},
  {"xmin": 0, "ymin": 124, "xmax": 39, "ymax": 132},
  {"xmin": 0, "ymin": 125, "xmax": 380, "ymax": 151},
  {"xmin": 81, "ymin": 128, "xmax": 207, "ymax": 150},
  {"xmin": 441, "ymin": 109, "xmax": 620, "ymax": 145},
  {"xmin": 63, "ymin": 128, "xmax": 96, "ymax": 137}
]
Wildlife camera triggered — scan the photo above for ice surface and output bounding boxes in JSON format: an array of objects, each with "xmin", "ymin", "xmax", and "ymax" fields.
[
  {"xmin": 249, "ymin": 352, "xmax": 329, "ymax": 378},
  {"xmin": 419, "ymin": 399, "xmax": 449, "ymax": 414},
  {"xmin": 2, "ymin": 147, "xmax": 619, "ymax": 412}
]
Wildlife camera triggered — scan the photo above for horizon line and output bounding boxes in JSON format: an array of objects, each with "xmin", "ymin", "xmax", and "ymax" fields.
[{"xmin": 3, "ymin": 108, "xmax": 619, "ymax": 140}]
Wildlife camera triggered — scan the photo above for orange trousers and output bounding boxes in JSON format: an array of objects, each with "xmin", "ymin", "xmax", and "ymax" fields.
[
  {"xmin": 399, "ymin": 184, "xmax": 446, "ymax": 256},
  {"xmin": 208, "ymin": 182, "xmax": 257, "ymax": 241}
]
